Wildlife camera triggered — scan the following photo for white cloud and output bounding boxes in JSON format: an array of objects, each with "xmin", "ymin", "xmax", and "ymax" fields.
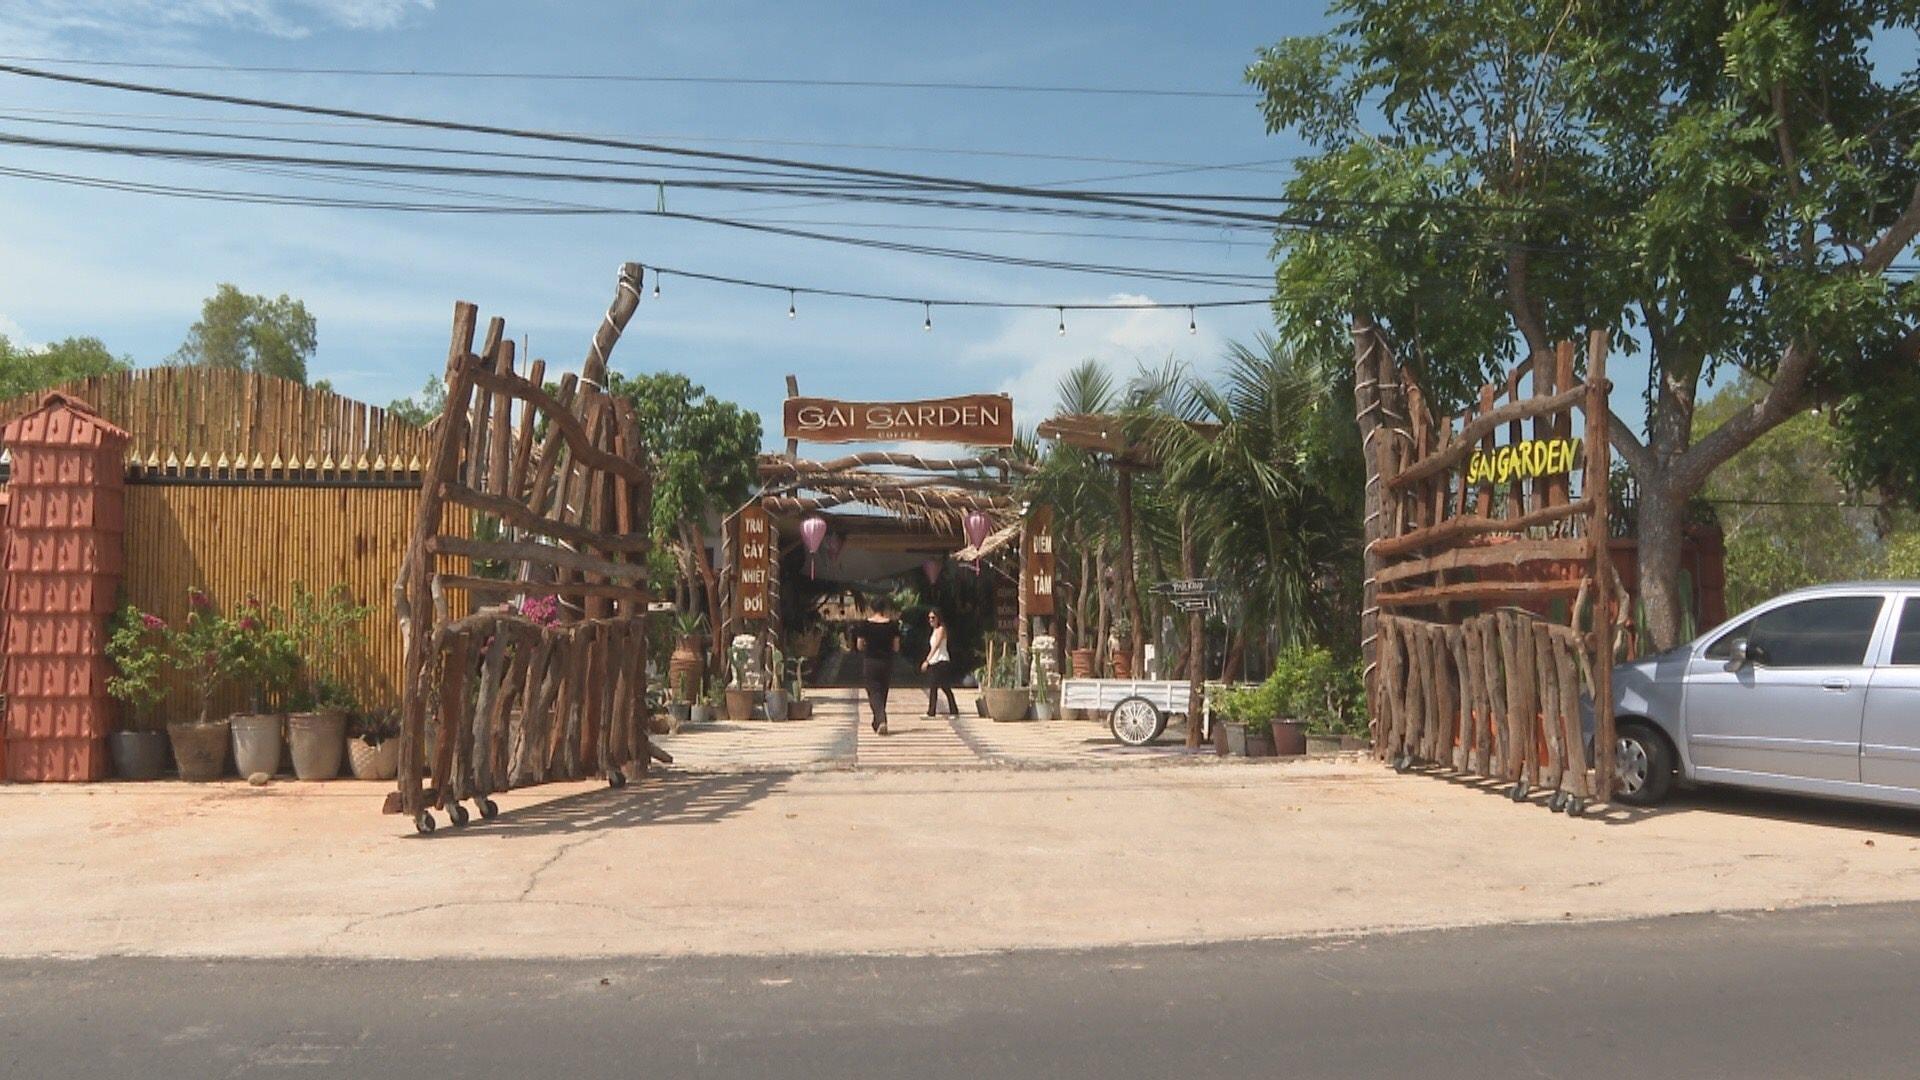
[
  {"xmin": 962, "ymin": 293, "xmax": 1227, "ymax": 429},
  {"xmin": 2, "ymin": 0, "xmax": 434, "ymax": 44},
  {"xmin": 0, "ymin": 314, "xmax": 37, "ymax": 351}
]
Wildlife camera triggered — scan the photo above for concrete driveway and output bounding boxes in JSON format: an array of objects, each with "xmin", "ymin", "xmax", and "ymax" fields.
[{"xmin": 3, "ymin": 758, "xmax": 1919, "ymax": 961}]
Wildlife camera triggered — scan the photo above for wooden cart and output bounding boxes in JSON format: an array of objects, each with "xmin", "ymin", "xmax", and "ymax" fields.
[{"xmin": 1059, "ymin": 678, "xmax": 1220, "ymax": 746}]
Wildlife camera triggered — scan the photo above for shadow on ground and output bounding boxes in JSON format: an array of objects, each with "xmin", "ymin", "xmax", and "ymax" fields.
[{"xmin": 430, "ymin": 771, "xmax": 790, "ymax": 839}]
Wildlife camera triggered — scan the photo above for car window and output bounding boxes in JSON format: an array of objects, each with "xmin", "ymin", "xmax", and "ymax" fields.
[
  {"xmin": 1747, "ymin": 596, "xmax": 1884, "ymax": 668},
  {"xmin": 1890, "ymin": 599, "xmax": 1920, "ymax": 665},
  {"xmin": 1703, "ymin": 619, "xmax": 1753, "ymax": 660}
]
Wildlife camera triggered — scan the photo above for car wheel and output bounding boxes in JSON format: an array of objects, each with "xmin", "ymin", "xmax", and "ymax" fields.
[{"xmin": 1614, "ymin": 722, "xmax": 1675, "ymax": 807}]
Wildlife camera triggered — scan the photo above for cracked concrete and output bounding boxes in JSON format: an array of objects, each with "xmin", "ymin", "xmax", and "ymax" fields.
[{"xmin": 3, "ymin": 760, "xmax": 1920, "ymax": 960}]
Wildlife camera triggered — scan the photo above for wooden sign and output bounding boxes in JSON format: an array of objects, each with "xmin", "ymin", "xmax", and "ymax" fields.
[
  {"xmin": 1465, "ymin": 437, "xmax": 1582, "ymax": 486},
  {"xmin": 1023, "ymin": 505, "xmax": 1056, "ymax": 616},
  {"xmin": 736, "ymin": 505, "xmax": 774, "ymax": 621},
  {"xmin": 783, "ymin": 394, "xmax": 1015, "ymax": 447}
]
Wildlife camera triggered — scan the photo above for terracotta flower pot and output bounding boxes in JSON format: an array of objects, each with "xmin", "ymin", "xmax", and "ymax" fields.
[
  {"xmin": 168, "ymin": 719, "xmax": 231, "ymax": 781},
  {"xmin": 1270, "ymin": 719, "xmax": 1308, "ymax": 757},
  {"xmin": 725, "ymin": 688, "xmax": 766, "ymax": 722},
  {"xmin": 667, "ymin": 638, "xmax": 706, "ymax": 703},
  {"xmin": 348, "ymin": 737, "xmax": 400, "ymax": 780},
  {"xmin": 1069, "ymin": 648, "xmax": 1095, "ymax": 678},
  {"xmin": 1111, "ymin": 652, "xmax": 1133, "ymax": 679}
]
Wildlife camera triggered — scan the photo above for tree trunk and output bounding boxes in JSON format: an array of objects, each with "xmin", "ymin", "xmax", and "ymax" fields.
[
  {"xmin": 684, "ymin": 520, "xmax": 726, "ymax": 669},
  {"xmin": 1636, "ymin": 482, "xmax": 1689, "ymax": 652},
  {"xmin": 1116, "ymin": 469, "xmax": 1147, "ymax": 674},
  {"xmin": 1181, "ymin": 510, "xmax": 1205, "ymax": 748},
  {"xmin": 1094, "ymin": 544, "xmax": 1112, "ymax": 673}
]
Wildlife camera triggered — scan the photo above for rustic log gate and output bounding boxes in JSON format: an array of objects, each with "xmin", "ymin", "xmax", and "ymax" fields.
[
  {"xmin": 391, "ymin": 265, "xmax": 665, "ymax": 834},
  {"xmin": 1355, "ymin": 325, "xmax": 1629, "ymax": 813}
]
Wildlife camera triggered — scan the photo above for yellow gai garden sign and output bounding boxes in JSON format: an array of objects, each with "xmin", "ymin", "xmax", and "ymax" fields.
[{"xmin": 1465, "ymin": 437, "xmax": 1583, "ymax": 486}]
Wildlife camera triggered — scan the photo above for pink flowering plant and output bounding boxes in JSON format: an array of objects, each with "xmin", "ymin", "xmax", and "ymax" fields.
[
  {"xmin": 105, "ymin": 602, "xmax": 174, "ymax": 729},
  {"xmin": 172, "ymin": 587, "xmax": 235, "ymax": 722},
  {"xmin": 224, "ymin": 593, "xmax": 303, "ymax": 713}
]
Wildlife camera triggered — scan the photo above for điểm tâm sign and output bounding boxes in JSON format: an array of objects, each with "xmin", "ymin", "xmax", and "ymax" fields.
[
  {"xmin": 1465, "ymin": 437, "xmax": 1582, "ymax": 486},
  {"xmin": 783, "ymin": 394, "xmax": 1014, "ymax": 447}
]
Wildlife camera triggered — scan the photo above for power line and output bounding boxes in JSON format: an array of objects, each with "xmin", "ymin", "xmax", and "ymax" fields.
[
  {"xmin": 0, "ymin": 54, "xmax": 1257, "ymax": 100},
  {"xmin": 643, "ymin": 264, "xmax": 1271, "ymax": 312}
]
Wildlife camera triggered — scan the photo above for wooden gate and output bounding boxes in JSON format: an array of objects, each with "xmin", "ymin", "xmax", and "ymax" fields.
[
  {"xmin": 390, "ymin": 264, "xmax": 663, "ymax": 833},
  {"xmin": 1355, "ymin": 326, "xmax": 1630, "ymax": 813}
]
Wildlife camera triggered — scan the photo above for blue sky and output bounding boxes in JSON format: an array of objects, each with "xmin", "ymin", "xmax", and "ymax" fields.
[{"xmin": 0, "ymin": 1, "xmax": 1318, "ymax": 443}]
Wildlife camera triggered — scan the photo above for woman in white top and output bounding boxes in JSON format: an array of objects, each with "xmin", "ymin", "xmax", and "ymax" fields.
[{"xmin": 921, "ymin": 609, "xmax": 959, "ymax": 716}]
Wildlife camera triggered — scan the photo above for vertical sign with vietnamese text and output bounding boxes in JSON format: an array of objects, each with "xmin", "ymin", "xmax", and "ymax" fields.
[
  {"xmin": 1023, "ymin": 505, "xmax": 1056, "ymax": 617},
  {"xmin": 736, "ymin": 505, "xmax": 773, "ymax": 621}
]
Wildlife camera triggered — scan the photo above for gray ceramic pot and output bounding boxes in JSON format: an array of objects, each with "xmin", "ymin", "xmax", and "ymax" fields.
[
  {"xmin": 168, "ymin": 720, "xmax": 231, "ymax": 781},
  {"xmin": 110, "ymin": 730, "xmax": 169, "ymax": 781},
  {"xmin": 288, "ymin": 710, "xmax": 347, "ymax": 780}
]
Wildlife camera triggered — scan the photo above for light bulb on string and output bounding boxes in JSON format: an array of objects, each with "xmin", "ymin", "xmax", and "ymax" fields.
[
  {"xmin": 1188, "ymin": 306, "xmax": 1197, "ymax": 335},
  {"xmin": 1057, "ymin": 307, "xmax": 1066, "ymax": 336},
  {"xmin": 787, "ymin": 289, "xmax": 796, "ymax": 319},
  {"xmin": 923, "ymin": 302, "xmax": 932, "ymax": 332},
  {"xmin": 652, "ymin": 273, "xmax": 661, "ymax": 299}
]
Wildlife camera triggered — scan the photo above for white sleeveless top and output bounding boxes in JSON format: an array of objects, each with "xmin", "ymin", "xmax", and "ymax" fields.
[{"xmin": 927, "ymin": 628, "xmax": 950, "ymax": 664}]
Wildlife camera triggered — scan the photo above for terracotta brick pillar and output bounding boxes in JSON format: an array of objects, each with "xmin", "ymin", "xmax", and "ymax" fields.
[{"xmin": 1, "ymin": 393, "xmax": 130, "ymax": 782}]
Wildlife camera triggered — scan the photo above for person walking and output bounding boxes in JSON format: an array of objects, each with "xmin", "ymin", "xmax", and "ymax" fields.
[
  {"xmin": 852, "ymin": 597, "xmax": 901, "ymax": 734},
  {"xmin": 921, "ymin": 610, "xmax": 959, "ymax": 716}
]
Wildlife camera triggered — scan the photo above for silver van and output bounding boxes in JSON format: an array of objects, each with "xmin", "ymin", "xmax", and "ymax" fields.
[{"xmin": 1613, "ymin": 582, "xmax": 1920, "ymax": 808}]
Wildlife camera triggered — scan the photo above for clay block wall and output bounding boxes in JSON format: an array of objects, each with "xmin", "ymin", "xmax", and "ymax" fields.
[{"xmin": 1, "ymin": 395, "xmax": 129, "ymax": 781}]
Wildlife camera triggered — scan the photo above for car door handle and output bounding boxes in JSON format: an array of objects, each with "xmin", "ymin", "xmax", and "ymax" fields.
[{"xmin": 1822, "ymin": 677, "xmax": 1852, "ymax": 692}]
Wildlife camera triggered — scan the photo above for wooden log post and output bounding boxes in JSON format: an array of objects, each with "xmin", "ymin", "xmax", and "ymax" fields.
[{"xmin": 1587, "ymin": 329, "xmax": 1616, "ymax": 800}]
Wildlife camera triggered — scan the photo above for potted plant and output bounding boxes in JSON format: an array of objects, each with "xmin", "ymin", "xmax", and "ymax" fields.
[
  {"xmin": 347, "ymin": 709, "xmax": 401, "ymax": 780},
  {"xmin": 764, "ymin": 640, "xmax": 790, "ymax": 721},
  {"xmin": 725, "ymin": 634, "xmax": 767, "ymax": 721},
  {"xmin": 1216, "ymin": 681, "xmax": 1277, "ymax": 757},
  {"xmin": 1069, "ymin": 644, "xmax": 1095, "ymax": 678},
  {"xmin": 666, "ymin": 611, "xmax": 708, "ymax": 721},
  {"xmin": 1109, "ymin": 617, "xmax": 1134, "ymax": 679},
  {"xmin": 286, "ymin": 582, "xmax": 370, "ymax": 780},
  {"xmin": 979, "ymin": 635, "xmax": 1033, "ymax": 722},
  {"xmin": 785, "ymin": 657, "xmax": 814, "ymax": 721},
  {"xmin": 105, "ymin": 603, "xmax": 173, "ymax": 780},
  {"xmin": 690, "ymin": 678, "xmax": 718, "ymax": 725},
  {"xmin": 166, "ymin": 588, "xmax": 234, "ymax": 781},
  {"xmin": 225, "ymin": 593, "xmax": 302, "ymax": 778},
  {"xmin": 1031, "ymin": 635, "xmax": 1060, "ymax": 721}
]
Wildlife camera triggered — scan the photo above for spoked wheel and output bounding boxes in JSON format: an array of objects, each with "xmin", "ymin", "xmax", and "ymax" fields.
[{"xmin": 1109, "ymin": 696, "xmax": 1166, "ymax": 747}]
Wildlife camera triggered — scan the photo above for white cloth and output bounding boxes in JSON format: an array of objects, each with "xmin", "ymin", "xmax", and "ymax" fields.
[{"xmin": 927, "ymin": 628, "xmax": 951, "ymax": 665}]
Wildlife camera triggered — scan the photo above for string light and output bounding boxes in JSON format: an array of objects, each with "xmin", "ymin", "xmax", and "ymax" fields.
[
  {"xmin": 787, "ymin": 288, "xmax": 796, "ymax": 318},
  {"xmin": 652, "ymin": 272, "xmax": 661, "ymax": 298},
  {"xmin": 1056, "ymin": 307, "xmax": 1066, "ymax": 335},
  {"xmin": 922, "ymin": 301, "xmax": 932, "ymax": 331}
]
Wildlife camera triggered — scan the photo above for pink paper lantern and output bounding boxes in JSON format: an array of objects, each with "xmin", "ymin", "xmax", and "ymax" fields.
[
  {"xmin": 801, "ymin": 515, "xmax": 828, "ymax": 578},
  {"xmin": 964, "ymin": 511, "xmax": 991, "ymax": 575},
  {"xmin": 922, "ymin": 557, "xmax": 943, "ymax": 585}
]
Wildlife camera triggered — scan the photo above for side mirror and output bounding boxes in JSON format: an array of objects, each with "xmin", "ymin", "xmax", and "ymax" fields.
[{"xmin": 1726, "ymin": 637, "xmax": 1752, "ymax": 671}]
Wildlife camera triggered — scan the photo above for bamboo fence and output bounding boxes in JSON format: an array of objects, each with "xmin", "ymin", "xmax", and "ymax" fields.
[{"xmin": 1356, "ymin": 327, "xmax": 1628, "ymax": 812}]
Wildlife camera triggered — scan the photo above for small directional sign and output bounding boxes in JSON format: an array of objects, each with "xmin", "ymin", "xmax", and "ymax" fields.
[
  {"xmin": 647, "ymin": 601, "xmax": 677, "ymax": 614},
  {"xmin": 1150, "ymin": 578, "xmax": 1220, "ymax": 614}
]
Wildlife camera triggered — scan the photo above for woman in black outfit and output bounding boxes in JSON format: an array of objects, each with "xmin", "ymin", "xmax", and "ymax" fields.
[
  {"xmin": 852, "ymin": 598, "xmax": 901, "ymax": 734},
  {"xmin": 921, "ymin": 609, "xmax": 958, "ymax": 716}
]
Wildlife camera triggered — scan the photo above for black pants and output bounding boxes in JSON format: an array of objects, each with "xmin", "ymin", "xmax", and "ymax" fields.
[
  {"xmin": 925, "ymin": 660, "xmax": 958, "ymax": 715},
  {"xmin": 862, "ymin": 657, "xmax": 892, "ymax": 727}
]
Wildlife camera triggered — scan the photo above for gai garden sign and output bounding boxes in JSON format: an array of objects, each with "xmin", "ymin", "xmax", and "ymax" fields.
[
  {"xmin": 783, "ymin": 393, "xmax": 1014, "ymax": 447},
  {"xmin": 1464, "ymin": 437, "xmax": 1581, "ymax": 486}
]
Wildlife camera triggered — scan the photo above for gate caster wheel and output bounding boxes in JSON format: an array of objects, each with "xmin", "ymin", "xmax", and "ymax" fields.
[
  {"xmin": 1393, "ymin": 755, "xmax": 1413, "ymax": 774},
  {"xmin": 414, "ymin": 811, "xmax": 435, "ymax": 836},
  {"xmin": 479, "ymin": 797, "xmax": 499, "ymax": 820},
  {"xmin": 1563, "ymin": 797, "xmax": 1586, "ymax": 818},
  {"xmin": 1509, "ymin": 782, "xmax": 1529, "ymax": 802},
  {"xmin": 448, "ymin": 803, "xmax": 470, "ymax": 827},
  {"xmin": 608, "ymin": 771, "xmax": 627, "ymax": 789},
  {"xmin": 1547, "ymin": 792, "xmax": 1567, "ymax": 812}
]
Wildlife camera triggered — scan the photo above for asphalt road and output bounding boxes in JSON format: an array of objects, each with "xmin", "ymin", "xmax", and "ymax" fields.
[{"xmin": 5, "ymin": 902, "xmax": 1920, "ymax": 1079}]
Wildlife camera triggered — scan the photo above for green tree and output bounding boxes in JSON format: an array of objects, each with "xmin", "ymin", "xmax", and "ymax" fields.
[
  {"xmin": 1250, "ymin": 1, "xmax": 1920, "ymax": 649},
  {"xmin": 607, "ymin": 371, "xmax": 761, "ymax": 661},
  {"xmin": 174, "ymin": 284, "xmax": 317, "ymax": 383},
  {"xmin": 384, "ymin": 376, "xmax": 446, "ymax": 427},
  {"xmin": 0, "ymin": 334, "xmax": 129, "ymax": 400},
  {"xmin": 1695, "ymin": 373, "xmax": 1892, "ymax": 611}
]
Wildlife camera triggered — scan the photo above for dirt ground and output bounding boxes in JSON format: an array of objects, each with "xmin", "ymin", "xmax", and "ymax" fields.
[{"xmin": 4, "ymin": 756, "xmax": 1920, "ymax": 960}]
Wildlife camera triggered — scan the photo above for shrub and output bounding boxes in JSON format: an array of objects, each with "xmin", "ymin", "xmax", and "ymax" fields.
[{"xmin": 105, "ymin": 603, "xmax": 174, "ymax": 728}]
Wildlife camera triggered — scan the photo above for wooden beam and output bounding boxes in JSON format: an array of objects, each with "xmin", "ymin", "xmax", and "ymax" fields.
[
  {"xmin": 1387, "ymin": 385, "xmax": 1587, "ymax": 489},
  {"xmin": 435, "ymin": 573, "xmax": 650, "ymax": 603},
  {"xmin": 428, "ymin": 535, "xmax": 651, "ymax": 583},
  {"xmin": 443, "ymin": 483, "xmax": 650, "ymax": 554},
  {"xmin": 1376, "ymin": 578, "xmax": 1584, "ymax": 608},
  {"xmin": 467, "ymin": 368, "xmax": 648, "ymax": 487},
  {"xmin": 1371, "ymin": 499, "xmax": 1591, "ymax": 560},
  {"xmin": 1374, "ymin": 537, "xmax": 1591, "ymax": 585}
]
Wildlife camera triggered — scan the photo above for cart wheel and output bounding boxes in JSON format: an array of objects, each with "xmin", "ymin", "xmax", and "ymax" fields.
[
  {"xmin": 608, "ymin": 770, "xmax": 627, "ymax": 789},
  {"xmin": 1509, "ymin": 782, "xmax": 1529, "ymax": 802},
  {"xmin": 414, "ymin": 811, "xmax": 435, "ymax": 836},
  {"xmin": 1109, "ymin": 696, "xmax": 1166, "ymax": 747},
  {"xmin": 479, "ymin": 797, "xmax": 499, "ymax": 820},
  {"xmin": 448, "ymin": 802, "xmax": 469, "ymax": 827},
  {"xmin": 1393, "ymin": 754, "xmax": 1413, "ymax": 773},
  {"xmin": 1547, "ymin": 792, "xmax": 1567, "ymax": 812},
  {"xmin": 1564, "ymin": 796, "xmax": 1586, "ymax": 818}
]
